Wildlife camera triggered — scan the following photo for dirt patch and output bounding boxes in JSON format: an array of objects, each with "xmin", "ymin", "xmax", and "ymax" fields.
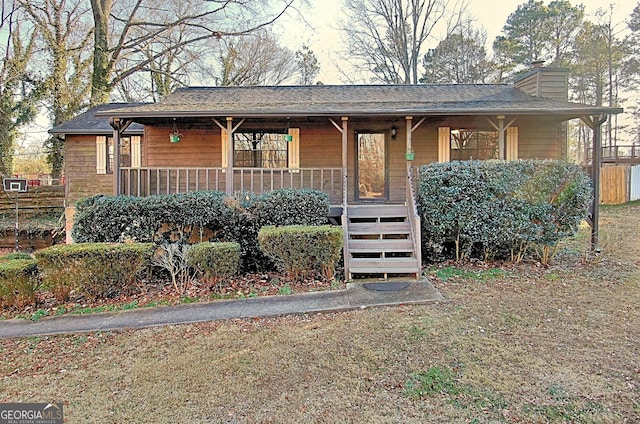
[{"xmin": 1, "ymin": 203, "xmax": 639, "ymax": 423}]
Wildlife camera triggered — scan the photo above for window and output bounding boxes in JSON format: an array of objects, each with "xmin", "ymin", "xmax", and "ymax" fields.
[
  {"xmin": 233, "ymin": 131, "xmax": 287, "ymax": 168},
  {"xmin": 450, "ymin": 129, "xmax": 499, "ymax": 161},
  {"xmin": 106, "ymin": 136, "xmax": 131, "ymax": 174}
]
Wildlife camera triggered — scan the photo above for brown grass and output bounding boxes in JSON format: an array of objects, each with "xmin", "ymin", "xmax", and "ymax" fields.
[{"xmin": 1, "ymin": 203, "xmax": 639, "ymax": 423}]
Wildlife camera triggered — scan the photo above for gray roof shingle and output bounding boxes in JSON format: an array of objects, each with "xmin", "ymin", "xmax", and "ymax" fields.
[
  {"xmin": 49, "ymin": 103, "xmax": 146, "ymax": 135},
  {"xmin": 93, "ymin": 85, "xmax": 622, "ymax": 119}
]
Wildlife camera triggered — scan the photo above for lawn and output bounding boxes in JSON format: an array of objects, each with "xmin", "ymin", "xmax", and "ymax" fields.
[{"xmin": 1, "ymin": 203, "xmax": 638, "ymax": 423}]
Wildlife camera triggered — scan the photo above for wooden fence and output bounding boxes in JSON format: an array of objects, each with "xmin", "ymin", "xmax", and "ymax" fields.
[
  {"xmin": 0, "ymin": 185, "xmax": 65, "ymax": 219},
  {"xmin": 600, "ymin": 166, "xmax": 628, "ymax": 205}
]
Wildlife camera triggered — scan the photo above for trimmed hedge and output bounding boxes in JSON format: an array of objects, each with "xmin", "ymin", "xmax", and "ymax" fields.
[
  {"xmin": 0, "ymin": 259, "xmax": 39, "ymax": 308},
  {"xmin": 72, "ymin": 188, "xmax": 331, "ymax": 272},
  {"xmin": 417, "ymin": 160, "xmax": 592, "ymax": 263},
  {"xmin": 35, "ymin": 243, "xmax": 155, "ymax": 301},
  {"xmin": 186, "ymin": 242, "xmax": 241, "ymax": 281},
  {"xmin": 258, "ymin": 225, "xmax": 343, "ymax": 279}
]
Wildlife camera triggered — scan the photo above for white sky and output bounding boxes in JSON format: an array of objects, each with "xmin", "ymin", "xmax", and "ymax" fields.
[{"xmin": 283, "ymin": 0, "xmax": 638, "ymax": 84}]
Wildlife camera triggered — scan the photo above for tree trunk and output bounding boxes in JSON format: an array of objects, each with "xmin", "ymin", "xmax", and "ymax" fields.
[{"xmin": 90, "ymin": 0, "xmax": 113, "ymax": 106}]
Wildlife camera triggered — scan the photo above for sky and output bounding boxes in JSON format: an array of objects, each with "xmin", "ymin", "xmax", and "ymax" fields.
[{"xmin": 285, "ymin": 0, "xmax": 638, "ymax": 84}]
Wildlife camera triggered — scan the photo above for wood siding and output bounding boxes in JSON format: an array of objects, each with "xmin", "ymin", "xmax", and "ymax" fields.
[
  {"xmin": 144, "ymin": 124, "xmax": 220, "ymax": 167},
  {"xmin": 65, "ymin": 134, "xmax": 114, "ymax": 205},
  {"xmin": 514, "ymin": 68, "xmax": 568, "ymax": 101}
]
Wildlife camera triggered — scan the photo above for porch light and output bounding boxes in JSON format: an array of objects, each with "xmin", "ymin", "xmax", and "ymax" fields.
[
  {"xmin": 169, "ymin": 119, "xmax": 182, "ymax": 143},
  {"xmin": 391, "ymin": 125, "xmax": 397, "ymax": 140}
]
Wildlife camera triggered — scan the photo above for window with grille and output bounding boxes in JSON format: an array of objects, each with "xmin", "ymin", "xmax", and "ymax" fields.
[
  {"xmin": 233, "ymin": 131, "xmax": 288, "ymax": 168},
  {"xmin": 450, "ymin": 129, "xmax": 499, "ymax": 160}
]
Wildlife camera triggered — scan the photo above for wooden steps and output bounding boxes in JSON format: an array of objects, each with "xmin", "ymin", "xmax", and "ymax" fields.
[{"xmin": 345, "ymin": 204, "xmax": 421, "ymax": 280}]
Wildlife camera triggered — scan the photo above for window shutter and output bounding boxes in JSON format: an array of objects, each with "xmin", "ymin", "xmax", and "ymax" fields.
[
  {"xmin": 96, "ymin": 136, "xmax": 107, "ymax": 174},
  {"xmin": 221, "ymin": 128, "xmax": 228, "ymax": 168},
  {"xmin": 438, "ymin": 127, "xmax": 450, "ymax": 162},
  {"xmin": 131, "ymin": 136, "xmax": 141, "ymax": 168},
  {"xmin": 506, "ymin": 127, "xmax": 518, "ymax": 160},
  {"xmin": 287, "ymin": 128, "xmax": 300, "ymax": 169}
]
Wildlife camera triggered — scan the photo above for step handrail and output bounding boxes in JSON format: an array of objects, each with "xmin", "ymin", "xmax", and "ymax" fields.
[{"xmin": 406, "ymin": 166, "xmax": 422, "ymax": 270}]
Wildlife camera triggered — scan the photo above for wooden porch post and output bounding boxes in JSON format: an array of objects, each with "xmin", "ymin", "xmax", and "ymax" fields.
[
  {"xmin": 497, "ymin": 115, "xmax": 505, "ymax": 159},
  {"xmin": 226, "ymin": 117, "xmax": 234, "ymax": 195},
  {"xmin": 109, "ymin": 117, "xmax": 133, "ymax": 195},
  {"xmin": 581, "ymin": 114, "xmax": 607, "ymax": 251},
  {"xmin": 486, "ymin": 116, "xmax": 515, "ymax": 160},
  {"xmin": 341, "ymin": 117, "xmax": 348, "ymax": 174}
]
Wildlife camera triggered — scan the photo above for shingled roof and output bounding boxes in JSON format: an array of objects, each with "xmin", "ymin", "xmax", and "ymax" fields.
[
  {"xmin": 49, "ymin": 103, "xmax": 145, "ymax": 135},
  {"xmin": 94, "ymin": 85, "xmax": 622, "ymax": 120}
]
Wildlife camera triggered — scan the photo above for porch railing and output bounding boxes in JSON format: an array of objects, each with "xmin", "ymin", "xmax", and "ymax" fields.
[{"xmin": 120, "ymin": 167, "xmax": 344, "ymax": 204}]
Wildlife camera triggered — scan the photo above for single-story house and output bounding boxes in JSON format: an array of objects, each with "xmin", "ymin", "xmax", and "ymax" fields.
[{"xmin": 50, "ymin": 64, "xmax": 622, "ymax": 280}]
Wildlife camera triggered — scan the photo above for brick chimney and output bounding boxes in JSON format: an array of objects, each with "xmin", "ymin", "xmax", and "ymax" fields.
[{"xmin": 514, "ymin": 61, "xmax": 569, "ymax": 101}]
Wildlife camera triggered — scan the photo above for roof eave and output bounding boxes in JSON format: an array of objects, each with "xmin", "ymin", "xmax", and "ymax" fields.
[{"xmin": 94, "ymin": 107, "xmax": 623, "ymax": 120}]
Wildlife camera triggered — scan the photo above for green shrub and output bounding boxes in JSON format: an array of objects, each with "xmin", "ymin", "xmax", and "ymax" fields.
[
  {"xmin": 416, "ymin": 160, "xmax": 592, "ymax": 264},
  {"xmin": 35, "ymin": 243, "xmax": 155, "ymax": 301},
  {"xmin": 72, "ymin": 189, "xmax": 331, "ymax": 273},
  {"xmin": 0, "ymin": 259, "xmax": 39, "ymax": 308},
  {"xmin": 231, "ymin": 189, "xmax": 331, "ymax": 271},
  {"xmin": 186, "ymin": 242, "xmax": 240, "ymax": 281},
  {"xmin": 258, "ymin": 225, "xmax": 343, "ymax": 279},
  {"xmin": 0, "ymin": 252, "xmax": 34, "ymax": 261},
  {"xmin": 251, "ymin": 188, "xmax": 330, "ymax": 227},
  {"xmin": 72, "ymin": 191, "xmax": 232, "ymax": 244}
]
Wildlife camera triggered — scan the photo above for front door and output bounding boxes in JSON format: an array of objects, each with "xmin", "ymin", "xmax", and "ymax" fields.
[{"xmin": 356, "ymin": 131, "xmax": 388, "ymax": 201}]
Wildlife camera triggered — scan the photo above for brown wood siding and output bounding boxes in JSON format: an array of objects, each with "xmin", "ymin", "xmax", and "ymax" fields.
[
  {"xmin": 515, "ymin": 68, "xmax": 568, "ymax": 101},
  {"xmin": 144, "ymin": 124, "xmax": 220, "ymax": 167},
  {"xmin": 64, "ymin": 134, "xmax": 114, "ymax": 205},
  {"xmin": 516, "ymin": 118, "xmax": 564, "ymax": 160}
]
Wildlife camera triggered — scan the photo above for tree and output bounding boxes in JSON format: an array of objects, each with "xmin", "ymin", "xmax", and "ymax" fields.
[
  {"xmin": 421, "ymin": 26, "xmax": 495, "ymax": 83},
  {"xmin": 19, "ymin": 0, "xmax": 93, "ymax": 179},
  {"xmin": 570, "ymin": 15, "xmax": 625, "ymax": 158},
  {"xmin": 295, "ymin": 45, "xmax": 320, "ymax": 85},
  {"xmin": 0, "ymin": 2, "xmax": 42, "ymax": 176},
  {"xmin": 340, "ymin": 0, "xmax": 467, "ymax": 84},
  {"xmin": 88, "ymin": 0, "xmax": 295, "ymax": 105},
  {"xmin": 208, "ymin": 29, "xmax": 298, "ymax": 86},
  {"xmin": 546, "ymin": 0, "xmax": 584, "ymax": 66},
  {"xmin": 493, "ymin": 0, "xmax": 583, "ymax": 78}
]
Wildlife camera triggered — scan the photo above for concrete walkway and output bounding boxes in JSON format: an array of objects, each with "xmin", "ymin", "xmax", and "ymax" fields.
[{"xmin": 0, "ymin": 278, "xmax": 444, "ymax": 339}]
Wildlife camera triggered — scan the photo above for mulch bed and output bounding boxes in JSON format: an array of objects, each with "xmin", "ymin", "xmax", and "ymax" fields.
[{"xmin": 1, "ymin": 271, "xmax": 345, "ymax": 320}]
